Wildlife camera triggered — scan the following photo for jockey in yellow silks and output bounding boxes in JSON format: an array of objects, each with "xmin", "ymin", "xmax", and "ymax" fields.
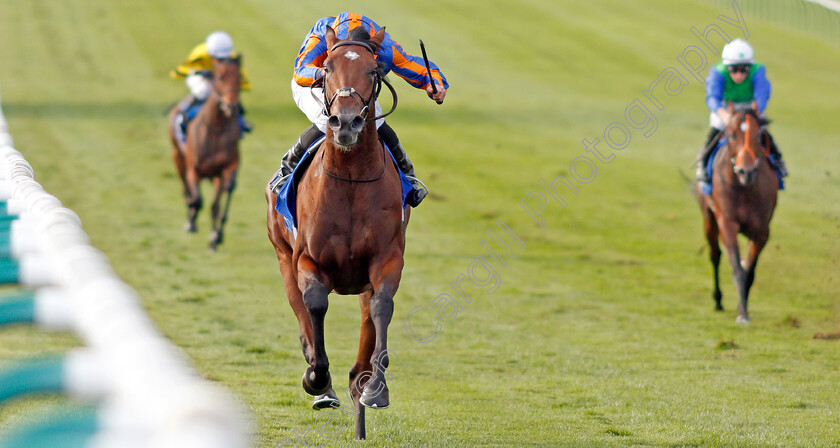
[{"xmin": 170, "ymin": 31, "xmax": 252, "ymax": 137}]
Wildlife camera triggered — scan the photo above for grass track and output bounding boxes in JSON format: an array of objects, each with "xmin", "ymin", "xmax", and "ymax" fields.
[{"xmin": 1, "ymin": 1, "xmax": 839, "ymax": 447}]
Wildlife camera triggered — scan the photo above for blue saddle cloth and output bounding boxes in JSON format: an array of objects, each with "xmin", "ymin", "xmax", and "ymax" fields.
[
  {"xmin": 273, "ymin": 139, "xmax": 413, "ymax": 233},
  {"xmin": 172, "ymin": 98, "xmax": 250, "ymax": 144},
  {"xmin": 173, "ymin": 99, "xmax": 204, "ymax": 144},
  {"xmin": 702, "ymin": 137, "xmax": 785, "ymax": 195}
]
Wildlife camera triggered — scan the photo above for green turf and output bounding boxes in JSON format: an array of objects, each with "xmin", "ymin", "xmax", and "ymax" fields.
[{"xmin": 1, "ymin": 1, "xmax": 839, "ymax": 447}]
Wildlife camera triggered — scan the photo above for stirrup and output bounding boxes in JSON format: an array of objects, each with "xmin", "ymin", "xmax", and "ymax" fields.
[
  {"xmin": 270, "ymin": 172, "xmax": 291, "ymax": 194},
  {"xmin": 406, "ymin": 176, "xmax": 428, "ymax": 207}
]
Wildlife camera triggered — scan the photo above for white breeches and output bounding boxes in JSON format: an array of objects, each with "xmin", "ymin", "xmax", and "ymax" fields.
[
  {"xmin": 186, "ymin": 74, "xmax": 211, "ymax": 101},
  {"xmin": 291, "ymin": 79, "xmax": 383, "ymax": 133}
]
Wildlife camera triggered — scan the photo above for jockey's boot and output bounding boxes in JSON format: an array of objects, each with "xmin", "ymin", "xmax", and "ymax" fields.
[
  {"xmin": 239, "ymin": 103, "xmax": 253, "ymax": 134},
  {"xmin": 763, "ymin": 131, "xmax": 788, "ymax": 177},
  {"xmin": 696, "ymin": 128, "xmax": 723, "ymax": 184},
  {"xmin": 271, "ymin": 124, "xmax": 324, "ymax": 193},
  {"xmin": 179, "ymin": 95, "xmax": 200, "ymax": 135},
  {"xmin": 378, "ymin": 122, "xmax": 427, "ymax": 207}
]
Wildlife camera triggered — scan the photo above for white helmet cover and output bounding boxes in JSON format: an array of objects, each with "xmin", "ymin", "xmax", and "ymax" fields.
[
  {"xmin": 721, "ymin": 38, "xmax": 754, "ymax": 65},
  {"xmin": 206, "ymin": 31, "xmax": 234, "ymax": 59}
]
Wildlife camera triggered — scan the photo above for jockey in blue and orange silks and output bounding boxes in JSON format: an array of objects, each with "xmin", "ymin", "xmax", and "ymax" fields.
[
  {"xmin": 696, "ymin": 38, "xmax": 787, "ymax": 185},
  {"xmin": 272, "ymin": 12, "xmax": 449, "ymax": 207}
]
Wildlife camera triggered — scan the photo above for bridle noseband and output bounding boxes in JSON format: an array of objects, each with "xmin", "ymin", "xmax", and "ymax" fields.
[{"xmin": 309, "ymin": 40, "xmax": 398, "ymax": 123}]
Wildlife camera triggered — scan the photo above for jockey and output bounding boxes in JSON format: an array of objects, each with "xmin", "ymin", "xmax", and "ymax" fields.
[
  {"xmin": 170, "ymin": 31, "xmax": 252, "ymax": 136},
  {"xmin": 696, "ymin": 38, "xmax": 787, "ymax": 184},
  {"xmin": 273, "ymin": 12, "xmax": 449, "ymax": 207}
]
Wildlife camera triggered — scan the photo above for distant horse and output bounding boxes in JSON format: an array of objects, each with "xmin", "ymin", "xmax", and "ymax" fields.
[
  {"xmin": 266, "ymin": 27, "xmax": 405, "ymax": 439},
  {"xmin": 696, "ymin": 102, "xmax": 778, "ymax": 323},
  {"xmin": 168, "ymin": 56, "xmax": 242, "ymax": 251}
]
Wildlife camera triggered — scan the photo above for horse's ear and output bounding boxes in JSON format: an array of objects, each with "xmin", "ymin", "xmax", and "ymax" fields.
[
  {"xmin": 727, "ymin": 101, "xmax": 734, "ymax": 114},
  {"xmin": 751, "ymin": 100, "xmax": 758, "ymax": 112},
  {"xmin": 234, "ymin": 54, "xmax": 242, "ymax": 65},
  {"xmin": 325, "ymin": 26, "xmax": 337, "ymax": 50},
  {"xmin": 370, "ymin": 27, "xmax": 386, "ymax": 50}
]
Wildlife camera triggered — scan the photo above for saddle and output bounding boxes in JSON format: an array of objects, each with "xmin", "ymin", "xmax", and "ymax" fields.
[
  {"xmin": 172, "ymin": 98, "xmax": 251, "ymax": 144},
  {"xmin": 272, "ymin": 138, "xmax": 413, "ymax": 234},
  {"xmin": 173, "ymin": 99, "xmax": 205, "ymax": 144}
]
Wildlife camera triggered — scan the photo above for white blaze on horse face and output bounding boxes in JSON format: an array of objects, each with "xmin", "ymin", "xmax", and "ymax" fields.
[
  {"xmin": 344, "ymin": 51, "xmax": 360, "ymax": 61},
  {"xmin": 740, "ymin": 121, "xmax": 749, "ymax": 132}
]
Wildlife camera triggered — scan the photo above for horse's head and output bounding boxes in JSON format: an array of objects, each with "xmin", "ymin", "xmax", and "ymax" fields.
[
  {"xmin": 725, "ymin": 102, "xmax": 765, "ymax": 187},
  {"xmin": 322, "ymin": 26, "xmax": 386, "ymax": 149},
  {"xmin": 212, "ymin": 56, "xmax": 242, "ymax": 118}
]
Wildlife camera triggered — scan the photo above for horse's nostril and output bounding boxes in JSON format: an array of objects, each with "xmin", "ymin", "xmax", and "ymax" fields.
[
  {"xmin": 351, "ymin": 116, "xmax": 364, "ymax": 131},
  {"xmin": 328, "ymin": 115, "xmax": 341, "ymax": 130}
]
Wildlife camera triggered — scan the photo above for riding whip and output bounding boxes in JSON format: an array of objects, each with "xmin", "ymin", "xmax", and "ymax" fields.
[{"xmin": 419, "ymin": 39, "xmax": 443, "ymax": 105}]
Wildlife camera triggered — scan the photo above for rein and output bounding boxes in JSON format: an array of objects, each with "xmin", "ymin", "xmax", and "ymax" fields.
[{"xmin": 319, "ymin": 142, "xmax": 387, "ymax": 183}]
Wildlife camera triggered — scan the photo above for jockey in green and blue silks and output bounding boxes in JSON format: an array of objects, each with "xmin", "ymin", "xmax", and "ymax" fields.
[{"xmin": 696, "ymin": 38, "xmax": 787, "ymax": 184}]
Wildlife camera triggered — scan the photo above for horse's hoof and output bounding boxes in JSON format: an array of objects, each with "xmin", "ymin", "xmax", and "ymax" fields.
[
  {"xmin": 312, "ymin": 389, "xmax": 340, "ymax": 410},
  {"xmin": 736, "ymin": 315, "xmax": 751, "ymax": 324},
  {"xmin": 184, "ymin": 222, "xmax": 197, "ymax": 233},
  {"xmin": 715, "ymin": 304, "xmax": 724, "ymax": 312},
  {"xmin": 302, "ymin": 368, "xmax": 331, "ymax": 396},
  {"xmin": 208, "ymin": 231, "xmax": 223, "ymax": 245},
  {"xmin": 360, "ymin": 383, "xmax": 389, "ymax": 409}
]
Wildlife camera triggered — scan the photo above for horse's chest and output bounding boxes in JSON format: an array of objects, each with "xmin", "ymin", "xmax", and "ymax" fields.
[{"xmin": 302, "ymin": 225, "xmax": 378, "ymax": 285}]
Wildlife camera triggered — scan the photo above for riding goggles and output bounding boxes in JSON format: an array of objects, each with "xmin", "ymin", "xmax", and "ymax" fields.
[{"xmin": 727, "ymin": 64, "xmax": 750, "ymax": 74}]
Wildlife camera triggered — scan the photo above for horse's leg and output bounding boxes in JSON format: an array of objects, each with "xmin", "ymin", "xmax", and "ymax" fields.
[
  {"xmin": 743, "ymin": 234, "xmax": 769, "ymax": 307},
  {"xmin": 349, "ymin": 290, "xmax": 375, "ymax": 439},
  {"xmin": 274, "ymin": 250, "xmax": 329, "ymax": 396},
  {"xmin": 207, "ymin": 177, "xmax": 224, "ymax": 250},
  {"xmin": 703, "ymin": 207, "xmax": 723, "ymax": 310},
  {"xmin": 297, "ymin": 255, "xmax": 332, "ymax": 396},
  {"xmin": 718, "ymin": 219, "xmax": 749, "ymax": 323},
  {"xmin": 184, "ymin": 168, "xmax": 202, "ymax": 233},
  {"xmin": 267, "ymin": 194, "xmax": 332, "ymax": 403},
  {"xmin": 171, "ymin": 143, "xmax": 189, "ymax": 200},
  {"xmin": 209, "ymin": 165, "xmax": 237, "ymax": 250},
  {"xmin": 359, "ymin": 257, "xmax": 402, "ymax": 409}
]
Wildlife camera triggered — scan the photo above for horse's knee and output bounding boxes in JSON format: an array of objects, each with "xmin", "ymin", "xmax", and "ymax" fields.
[
  {"xmin": 369, "ymin": 293, "xmax": 394, "ymax": 320},
  {"xmin": 187, "ymin": 195, "xmax": 203, "ymax": 210},
  {"xmin": 302, "ymin": 282, "xmax": 329, "ymax": 317}
]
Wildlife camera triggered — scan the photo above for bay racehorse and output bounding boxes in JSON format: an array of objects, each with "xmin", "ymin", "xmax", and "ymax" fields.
[
  {"xmin": 265, "ymin": 27, "xmax": 406, "ymax": 439},
  {"xmin": 168, "ymin": 56, "xmax": 242, "ymax": 251},
  {"xmin": 696, "ymin": 102, "xmax": 778, "ymax": 323}
]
